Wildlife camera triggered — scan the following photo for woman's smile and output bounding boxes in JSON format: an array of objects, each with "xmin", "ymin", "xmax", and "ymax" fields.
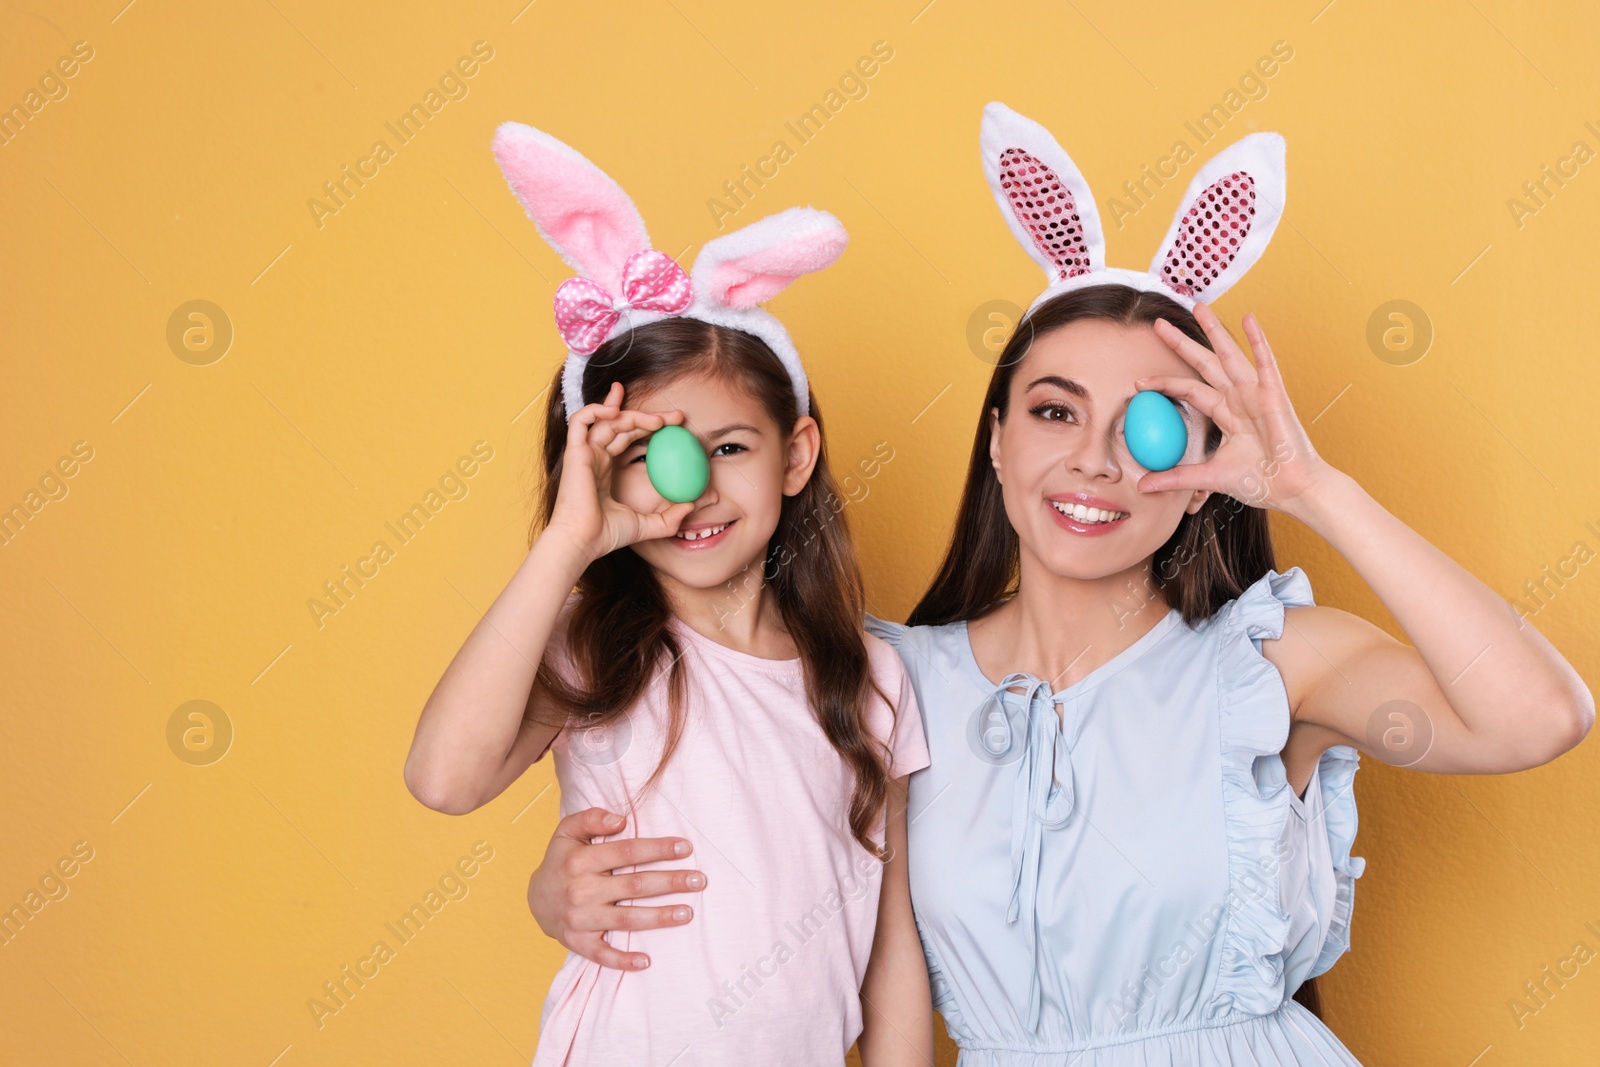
[{"xmin": 1045, "ymin": 496, "xmax": 1130, "ymax": 535}]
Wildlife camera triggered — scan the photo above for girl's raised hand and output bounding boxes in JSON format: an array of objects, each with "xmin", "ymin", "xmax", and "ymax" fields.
[
  {"xmin": 548, "ymin": 382, "xmax": 698, "ymax": 560},
  {"xmin": 1137, "ymin": 302, "xmax": 1333, "ymax": 514}
]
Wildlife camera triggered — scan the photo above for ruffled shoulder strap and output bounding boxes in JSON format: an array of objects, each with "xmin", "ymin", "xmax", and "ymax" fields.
[
  {"xmin": 1224, "ymin": 565, "xmax": 1316, "ymax": 645},
  {"xmin": 1308, "ymin": 742, "xmax": 1366, "ymax": 978},
  {"xmin": 1215, "ymin": 565, "xmax": 1316, "ymax": 754},
  {"xmin": 1210, "ymin": 566, "xmax": 1340, "ymax": 1016},
  {"xmin": 864, "ymin": 613, "xmax": 910, "ymax": 648},
  {"xmin": 1217, "ymin": 568, "xmax": 1367, "ymax": 981}
]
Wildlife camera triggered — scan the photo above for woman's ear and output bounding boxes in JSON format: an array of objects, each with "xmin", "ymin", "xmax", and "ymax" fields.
[
  {"xmin": 1186, "ymin": 489, "xmax": 1212, "ymax": 514},
  {"xmin": 988, "ymin": 406, "xmax": 1005, "ymax": 485},
  {"xmin": 783, "ymin": 416, "xmax": 822, "ymax": 497}
]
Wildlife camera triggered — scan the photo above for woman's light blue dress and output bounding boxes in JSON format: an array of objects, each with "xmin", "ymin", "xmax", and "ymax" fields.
[{"xmin": 868, "ymin": 567, "xmax": 1367, "ymax": 1064}]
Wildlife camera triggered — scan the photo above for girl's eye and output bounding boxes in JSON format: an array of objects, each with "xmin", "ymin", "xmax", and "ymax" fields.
[
  {"xmin": 1029, "ymin": 402, "xmax": 1075, "ymax": 423},
  {"xmin": 711, "ymin": 442, "xmax": 747, "ymax": 457}
]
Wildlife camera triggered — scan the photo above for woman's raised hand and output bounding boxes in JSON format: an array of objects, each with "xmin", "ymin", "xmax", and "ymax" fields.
[
  {"xmin": 1138, "ymin": 302, "xmax": 1334, "ymax": 515},
  {"xmin": 548, "ymin": 382, "xmax": 698, "ymax": 559}
]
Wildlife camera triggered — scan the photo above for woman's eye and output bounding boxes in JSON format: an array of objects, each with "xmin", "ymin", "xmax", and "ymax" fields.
[
  {"xmin": 1030, "ymin": 403, "xmax": 1074, "ymax": 423},
  {"xmin": 711, "ymin": 442, "xmax": 747, "ymax": 457}
]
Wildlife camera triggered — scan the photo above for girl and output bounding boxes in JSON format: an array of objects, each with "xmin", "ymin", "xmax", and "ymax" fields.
[
  {"xmin": 523, "ymin": 104, "xmax": 1593, "ymax": 1064},
  {"xmin": 403, "ymin": 123, "xmax": 932, "ymax": 1066}
]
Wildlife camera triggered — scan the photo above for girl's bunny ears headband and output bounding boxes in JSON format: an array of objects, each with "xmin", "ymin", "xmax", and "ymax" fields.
[
  {"xmin": 490, "ymin": 121, "xmax": 848, "ymax": 421},
  {"xmin": 980, "ymin": 102, "xmax": 1286, "ymax": 316}
]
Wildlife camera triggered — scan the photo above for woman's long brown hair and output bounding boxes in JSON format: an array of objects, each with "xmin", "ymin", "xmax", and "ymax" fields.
[
  {"xmin": 528, "ymin": 318, "xmax": 893, "ymax": 858},
  {"xmin": 908, "ymin": 284, "xmax": 1278, "ymax": 629},
  {"xmin": 904, "ymin": 284, "xmax": 1332, "ymax": 1016}
]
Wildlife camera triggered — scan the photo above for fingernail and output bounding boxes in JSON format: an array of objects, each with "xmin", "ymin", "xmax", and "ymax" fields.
[
  {"xmin": 672, "ymin": 907, "xmax": 691, "ymax": 922},
  {"xmin": 673, "ymin": 840, "xmax": 689, "ymax": 856},
  {"xmin": 686, "ymin": 873, "xmax": 705, "ymax": 889},
  {"xmin": 634, "ymin": 955, "xmax": 650, "ymax": 969},
  {"xmin": 606, "ymin": 813, "xmax": 625, "ymax": 829}
]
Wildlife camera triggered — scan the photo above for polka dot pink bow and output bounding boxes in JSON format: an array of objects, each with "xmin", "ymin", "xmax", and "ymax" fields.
[{"xmin": 552, "ymin": 249, "xmax": 694, "ymax": 356}]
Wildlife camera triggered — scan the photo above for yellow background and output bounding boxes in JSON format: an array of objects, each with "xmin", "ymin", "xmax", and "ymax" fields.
[{"xmin": 3, "ymin": 0, "xmax": 1598, "ymax": 1064}]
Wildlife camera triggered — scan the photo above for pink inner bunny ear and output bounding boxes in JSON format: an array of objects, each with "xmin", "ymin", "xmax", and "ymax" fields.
[
  {"xmin": 491, "ymin": 121, "xmax": 650, "ymax": 294},
  {"xmin": 980, "ymin": 102, "xmax": 1105, "ymax": 283},
  {"xmin": 692, "ymin": 208, "xmax": 848, "ymax": 311},
  {"xmin": 1149, "ymin": 132, "xmax": 1285, "ymax": 304},
  {"xmin": 997, "ymin": 147, "xmax": 1093, "ymax": 280},
  {"xmin": 1155, "ymin": 171, "xmax": 1259, "ymax": 298}
]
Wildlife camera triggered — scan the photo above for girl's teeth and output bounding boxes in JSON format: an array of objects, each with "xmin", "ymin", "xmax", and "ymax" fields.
[
  {"xmin": 1052, "ymin": 501, "xmax": 1127, "ymax": 524},
  {"xmin": 677, "ymin": 523, "xmax": 729, "ymax": 541}
]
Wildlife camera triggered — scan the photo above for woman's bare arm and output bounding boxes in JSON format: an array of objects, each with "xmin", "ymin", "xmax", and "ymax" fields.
[
  {"xmin": 858, "ymin": 777, "xmax": 933, "ymax": 1066},
  {"xmin": 1268, "ymin": 468, "xmax": 1592, "ymax": 773},
  {"xmin": 1142, "ymin": 304, "xmax": 1592, "ymax": 775}
]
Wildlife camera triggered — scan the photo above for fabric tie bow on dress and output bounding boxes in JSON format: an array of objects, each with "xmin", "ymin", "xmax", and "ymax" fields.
[
  {"xmin": 552, "ymin": 248, "xmax": 694, "ymax": 355},
  {"xmin": 978, "ymin": 672, "xmax": 1079, "ymax": 1033}
]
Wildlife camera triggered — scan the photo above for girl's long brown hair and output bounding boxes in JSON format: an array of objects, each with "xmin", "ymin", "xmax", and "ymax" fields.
[
  {"xmin": 909, "ymin": 284, "xmax": 1278, "ymax": 629},
  {"xmin": 529, "ymin": 318, "xmax": 893, "ymax": 858}
]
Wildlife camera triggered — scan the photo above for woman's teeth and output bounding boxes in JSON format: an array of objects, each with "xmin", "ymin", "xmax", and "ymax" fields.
[
  {"xmin": 676, "ymin": 522, "xmax": 730, "ymax": 541},
  {"xmin": 1051, "ymin": 501, "xmax": 1128, "ymax": 524}
]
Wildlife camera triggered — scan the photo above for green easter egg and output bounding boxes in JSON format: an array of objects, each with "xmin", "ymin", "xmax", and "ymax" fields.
[{"xmin": 645, "ymin": 424, "xmax": 709, "ymax": 503}]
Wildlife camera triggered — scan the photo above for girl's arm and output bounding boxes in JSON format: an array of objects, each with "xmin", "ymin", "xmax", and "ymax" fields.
[
  {"xmin": 404, "ymin": 530, "xmax": 589, "ymax": 814},
  {"xmin": 1143, "ymin": 304, "xmax": 1593, "ymax": 775},
  {"xmin": 857, "ymin": 777, "xmax": 933, "ymax": 1066},
  {"xmin": 403, "ymin": 384, "xmax": 692, "ymax": 814}
]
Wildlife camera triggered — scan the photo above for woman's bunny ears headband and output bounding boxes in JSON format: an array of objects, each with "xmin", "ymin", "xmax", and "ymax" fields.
[
  {"xmin": 980, "ymin": 102, "xmax": 1286, "ymax": 315},
  {"xmin": 491, "ymin": 121, "xmax": 848, "ymax": 421}
]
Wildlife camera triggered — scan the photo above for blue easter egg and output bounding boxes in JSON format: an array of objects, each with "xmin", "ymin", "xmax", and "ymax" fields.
[{"xmin": 1124, "ymin": 390, "xmax": 1187, "ymax": 472}]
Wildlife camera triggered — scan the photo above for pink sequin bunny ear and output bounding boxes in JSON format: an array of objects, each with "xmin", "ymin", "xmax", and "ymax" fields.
[
  {"xmin": 980, "ymin": 101, "xmax": 1286, "ymax": 312},
  {"xmin": 490, "ymin": 121, "xmax": 650, "ymax": 298},
  {"xmin": 979, "ymin": 102, "xmax": 1107, "ymax": 284},
  {"xmin": 1148, "ymin": 132, "xmax": 1285, "ymax": 303},
  {"xmin": 691, "ymin": 208, "xmax": 849, "ymax": 310}
]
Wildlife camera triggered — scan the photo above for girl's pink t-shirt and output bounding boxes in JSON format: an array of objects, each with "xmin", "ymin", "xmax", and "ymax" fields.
[{"xmin": 530, "ymin": 603, "xmax": 930, "ymax": 1066}]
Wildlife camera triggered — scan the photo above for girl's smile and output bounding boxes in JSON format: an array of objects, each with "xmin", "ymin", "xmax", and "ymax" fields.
[{"xmin": 670, "ymin": 518, "xmax": 737, "ymax": 549}]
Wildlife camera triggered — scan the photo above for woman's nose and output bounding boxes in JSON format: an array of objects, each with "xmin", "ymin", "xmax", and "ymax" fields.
[{"xmin": 1067, "ymin": 420, "xmax": 1122, "ymax": 477}]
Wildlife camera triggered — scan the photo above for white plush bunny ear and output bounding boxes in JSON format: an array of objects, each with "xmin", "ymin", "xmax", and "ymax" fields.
[
  {"xmin": 490, "ymin": 121, "xmax": 650, "ymax": 296},
  {"xmin": 691, "ymin": 207, "xmax": 848, "ymax": 310},
  {"xmin": 980, "ymin": 102, "xmax": 1106, "ymax": 284},
  {"xmin": 1148, "ymin": 132, "xmax": 1285, "ymax": 303}
]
